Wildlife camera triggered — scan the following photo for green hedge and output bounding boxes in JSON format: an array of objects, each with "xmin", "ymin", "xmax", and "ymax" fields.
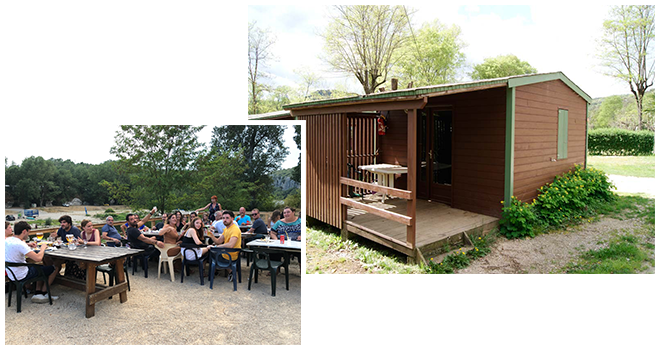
[{"xmin": 588, "ymin": 128, "xmax": 654, "ymax": 156}]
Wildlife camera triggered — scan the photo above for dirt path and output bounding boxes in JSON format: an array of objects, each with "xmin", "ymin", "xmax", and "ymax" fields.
[{"xmin": 457, "ymin": 216, "xmax": 650, "ymax": 274}]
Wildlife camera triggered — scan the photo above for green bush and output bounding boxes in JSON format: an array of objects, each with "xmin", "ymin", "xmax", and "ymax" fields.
[
  {"xmin": 588, "ymin": 128, "xmax": 654, "ymax": 156},
  {"xmin": 500, "ymin": 165, "xmax": 615, "ymax": 238},
  {"xmin": 499, "ymin": 197, "xmax": 537, "ymax": 239}
]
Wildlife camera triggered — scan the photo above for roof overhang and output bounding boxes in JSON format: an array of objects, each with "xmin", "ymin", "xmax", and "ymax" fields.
[{"xmin": 281, "ymin": 72, "xmax": 592, "ymax": 115}]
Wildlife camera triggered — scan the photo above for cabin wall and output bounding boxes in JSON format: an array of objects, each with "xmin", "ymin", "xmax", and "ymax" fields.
[
  {"xmin": 377, "ymin": 88, "xmax": 507, "ymax": 218},
  {"xmin": 299, "ymin": 113, "xmax": 346, "ymax": 228},
  {"xmin": 444, "ymin": 88, "xmax": 507, "ymax": 218},
  {"xmin": 513, "ymin": 80, "xmax": 587, "ymax": 203}
]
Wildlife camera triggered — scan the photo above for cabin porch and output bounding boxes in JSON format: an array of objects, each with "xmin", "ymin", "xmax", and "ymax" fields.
[{"xmin": 343, "ymin": 195, "xmax": 499, "ymax": 263}]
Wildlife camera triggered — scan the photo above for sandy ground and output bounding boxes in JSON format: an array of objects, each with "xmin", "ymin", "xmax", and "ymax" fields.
[
  {"xmin": 5, "ymin": 259, "xmax": 302, "ymax": 345},
  {"xmin": 5, "ymin": 206, "xmax": 301, "ymax": 345}
]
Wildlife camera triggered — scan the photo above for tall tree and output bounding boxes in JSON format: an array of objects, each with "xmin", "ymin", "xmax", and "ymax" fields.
[
  {"xmin": 393, "ymin": 20, "xmax": 466, "ymax": 87},
  {"xmin": 11, "ymin": 156, "xmax": 58, "ymax": 207},
  {"xmin": 599, "ymin": 5, "xmax": 655, "ymax": 130},
  {"xmin": 322, "ymin": 5, "xmax": 411, "ymax": 94},
  {"xmin": 211, "ymin": 125, "xmax": 288, "ymax": 209},
  {"xmin": 248, "ymin": 21, "xmax": 276, "ymax": 114},
  {"xmin": 110, "ymin": 125, "xmax": 204, "ymax": 212},
  {"xmin": 471, "ymin": 54, "xmax": 538, "ymax": 80}
]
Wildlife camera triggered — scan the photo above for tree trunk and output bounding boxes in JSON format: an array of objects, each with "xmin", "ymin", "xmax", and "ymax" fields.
[{"xmin": 636, "ymin": 92, "xmax": 645, "ymax": 130}]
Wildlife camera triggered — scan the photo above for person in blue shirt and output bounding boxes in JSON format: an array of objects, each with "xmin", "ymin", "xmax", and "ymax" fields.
[
  {"xmin": 235, "ymin": 207, "xmax": 252, "ymax": 226},
  {"xmin": 101, "ymin": 216, "xmax": 124, "ymax": 247}
]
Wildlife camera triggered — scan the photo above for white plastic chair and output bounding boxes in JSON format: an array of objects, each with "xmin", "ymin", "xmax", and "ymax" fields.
[{"xmin": 155, "ymin": 244, "xmax": 182, "ymax": 282}]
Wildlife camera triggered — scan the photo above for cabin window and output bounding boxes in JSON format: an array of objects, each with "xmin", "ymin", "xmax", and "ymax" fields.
[{"xmin": 557, "ymin": 109, "xmax": 568, "ymax": 159}]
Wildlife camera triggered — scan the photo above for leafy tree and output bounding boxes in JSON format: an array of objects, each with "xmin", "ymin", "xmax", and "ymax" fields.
[
  {"xmin": 598, "ymin": 5, "xmax": 655, "ymax": 130},
  {"xmin": 110, "ymin": 125, "xmax": 205, "ymax": 213},
  {"xmin": 470, "ymin": 54, "xmax": 538, "ymax": 80},
  {"xmin": 393, "ymin": 20, "xmax": 466, "ymax": 87},
  {"xmin": 11, "ymin": 157, "xmax": 58, "ymax": 207},
  {"xmin": 322, "ymin": 5, "xmax": 412, "ymax": 94},
  {"xmin": 294, "ymin": 66, "xmax": 323, "ymax": 101},
  {"xmin": 192, "ymin": 149, "xmax": 250, "ymax": 211},
  {"xmin": 292, "ymin": 125, "xmax": 301, "ymax": 183},
  {"xmin": 211, "ymin": 125, "xmax": 288, "ymax": 209},
  {"xmin": 261, "ymin": 85, "xmax": 295, "ymax": 113},
  {"xmin": 592, "ymin": 95, "xmax": 624, "ymax": 129},
  {"xmin": 249, "ymin": 21, "xmax": 276, "ymax": 114}
]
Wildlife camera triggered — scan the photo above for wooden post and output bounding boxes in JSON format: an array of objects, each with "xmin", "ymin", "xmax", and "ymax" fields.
[{"xmin": 406, "ymin": 108, "xmax": 418, "ymax": 257}]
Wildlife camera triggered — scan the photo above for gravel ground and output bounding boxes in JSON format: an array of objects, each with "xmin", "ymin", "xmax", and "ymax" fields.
[
  {"xmin": 457, "ymin": 217, "xmax": 647, "ymax": 274},
  {"xmin": 5, "ymin": 260, "xmax": 301, "ymax": 345}
]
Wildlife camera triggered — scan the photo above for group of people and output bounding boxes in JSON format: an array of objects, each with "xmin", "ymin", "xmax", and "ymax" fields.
[{"xmin": 5, "ymin": 196, "xmax": 302, "ymax": 305}]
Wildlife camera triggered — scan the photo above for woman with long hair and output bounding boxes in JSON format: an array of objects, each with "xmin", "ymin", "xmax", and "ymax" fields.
[
  {"xmin": 180, "ymin": 217, "xmax": 210, "ymax": 262},
  {"xmin": 269, "ymin": 210, "xmax": 281, "ymax": 229},
  {"xmin": 80, "ymin": 219, "xmax": 101, "ymax": 246},
  {"xmin": 157, "ymin": 213, "xmax": 183, "ymax": 256}
]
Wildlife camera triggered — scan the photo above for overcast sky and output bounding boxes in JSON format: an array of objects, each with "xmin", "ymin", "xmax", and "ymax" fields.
[
  {"xmin": 1, "ymin": 2, "xmax": 297, "ymax": 168},
  {"xmin": 249, "ymin": 4, "xmax": 634, "ymax": 99}
]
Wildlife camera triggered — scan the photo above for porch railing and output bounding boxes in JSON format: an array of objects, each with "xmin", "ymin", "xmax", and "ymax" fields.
[{"xmin": 339, "ymin": 177, "xmax": 416, "ymax": 256}]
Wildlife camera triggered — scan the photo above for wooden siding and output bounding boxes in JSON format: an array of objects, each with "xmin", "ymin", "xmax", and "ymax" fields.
[
  {"xmin": 300, "ymin": 113, "xmax": 346, "ymax": 228},
  {"xmin": 375, "ymin": 88, "xmax": 507, "ymax": 218},
  {"xmin": 513, "ymin": 80, "xmax": 587, "ymax": 203},
  {"xmin": 431, "ymin": 88, "xmax": 507, "ymax": 218}
]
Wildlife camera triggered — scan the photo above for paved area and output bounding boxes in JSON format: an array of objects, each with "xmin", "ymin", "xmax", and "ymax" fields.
[{"xmin": 608, "ymin": 174, "xmax": 656, "ymax": 197}]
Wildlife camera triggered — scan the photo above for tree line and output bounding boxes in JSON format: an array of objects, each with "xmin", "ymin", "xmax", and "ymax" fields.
[
  {"xmin": 249, "ymin": 5, "xmax": 654, "ymax": 132},
  {"xmin": 5, "ymin": 125, "xmax": 301, "ymax": 212}
]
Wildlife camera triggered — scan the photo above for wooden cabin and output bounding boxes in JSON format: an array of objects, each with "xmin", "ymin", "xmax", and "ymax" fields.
[{"xmin": 252, "ymin": 72, "xmax": 592, "ymax": 263}]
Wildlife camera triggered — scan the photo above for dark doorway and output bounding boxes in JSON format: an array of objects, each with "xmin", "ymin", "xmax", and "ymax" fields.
[{"xmin": 417, "ymin": 109, "xmax": 453, "ymax": 204}]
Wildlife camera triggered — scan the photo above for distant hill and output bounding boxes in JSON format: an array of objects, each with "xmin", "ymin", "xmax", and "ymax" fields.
[
  {"xmin": 588, "ymin": 89, "xmax": 655, "ymax": 131},
  {"xmin": 271, "ymin": 168, "xmax": 300, "ymax": 199}
]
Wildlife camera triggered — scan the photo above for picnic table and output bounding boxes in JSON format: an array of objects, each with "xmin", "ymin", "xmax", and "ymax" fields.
[
  {"xmin": 358, "ymin": 163, "xmax": 408, "ymax": 202},
  {"xmin": 45, "ymin": 245, "xmax": 144, "ymax": 318}
]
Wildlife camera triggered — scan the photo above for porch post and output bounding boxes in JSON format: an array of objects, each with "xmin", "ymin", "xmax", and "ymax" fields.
[
  {"xmin": 406, "ymin": 108, "xmax": 417, "ymax": 256},
  {"xmin": 504, "ymin": 87, "xmax": 516, "ymax": 207}
]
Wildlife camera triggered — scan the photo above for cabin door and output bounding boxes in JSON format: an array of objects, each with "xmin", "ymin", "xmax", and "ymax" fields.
[{"xmin": 417, "ymin": 109, "xmax": 453, "ymax": 204}]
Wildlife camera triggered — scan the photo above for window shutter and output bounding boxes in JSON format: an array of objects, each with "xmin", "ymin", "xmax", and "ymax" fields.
[{"xmin": 558, "ymin": 109, "xmax": 568, "ymax": 159}]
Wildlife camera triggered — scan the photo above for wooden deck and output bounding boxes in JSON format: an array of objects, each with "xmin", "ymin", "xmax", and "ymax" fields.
[{"xmin": 345, "ymin": 196, "xmax": 499, "ymax": 262}]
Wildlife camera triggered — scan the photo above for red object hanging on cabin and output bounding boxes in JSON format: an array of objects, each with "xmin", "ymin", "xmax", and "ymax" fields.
[{"xmin": 377, "ymin": 115, "xmax": 387, "ymax": 135}]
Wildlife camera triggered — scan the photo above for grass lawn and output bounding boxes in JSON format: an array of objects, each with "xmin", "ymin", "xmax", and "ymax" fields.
[{"xmin": 587, "ymin": 155, "xmax": 655, "ymax": 177}]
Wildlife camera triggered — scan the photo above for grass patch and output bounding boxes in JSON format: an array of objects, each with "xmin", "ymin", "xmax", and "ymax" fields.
[
  {"xmin": 306, "ymin": 219, "xmax": 423, "ymax": 274},
  {"xmin": 564, "ymin": 234, "xmax": 650, "ymax": 274},
  {"xmin": 587, "ymin": 155, "xmax": 655, "ymax": 177}
]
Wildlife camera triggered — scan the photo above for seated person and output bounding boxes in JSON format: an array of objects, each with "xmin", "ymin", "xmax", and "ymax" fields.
[
  {"xmin": 210, "ymin": 211, "xmax": 225, "ymax": 235},
  {"xmin": 154, "ymin": 213, "xmax": 168, "ymax": 230},
  {"xmin": 5, "ymin": 221, "xmax": 60, "ymax": 303},
  {"xmin": 156, "ymin": 213, "xmax": 183, "ymax": 257},
  {"xmin": 50, "ymin": 215, "xmax": 81, "ymax": 242},
  {"xmin": 208, "ymin": 210, "xmax": 242, "ymax": 281},
  {"xmin": 79, "ymin": 219, "xmax": 101, "ymax": 245},
  {"xmin": 269, "ymin": 207, "xmax": 302, "ymax": 241},
  {"xmin": 268, "ymin": 207, "xmax": 302, "ymax": 267},
  {"xmin": 180, "ymin": 217, "xmax": 211, "ymax": 263},
  {"xmin": 101, "ymin": 216, "xmax": 124, "ymax": 247},
  {"xmin": 269, "ymin": 210, "xmax": 281, "ymax": 229},
  {"xmin": 126, "ymin": 209, "xmax": 164, "ymax": 256},
  {"xmin": 236, "ymin": 207, "xmax": 252, "ymax": 226},
  {"xmin": 246, "ymin": 208, "xmax": 268, "ymax": 242},
  {"xmin": 121, "ymin": 213, "xmax": 151, "ymax": 236}
]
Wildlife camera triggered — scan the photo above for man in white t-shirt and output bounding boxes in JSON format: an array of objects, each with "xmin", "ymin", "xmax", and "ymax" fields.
[{"xmin": 5, "ymin": 221, "xmax": 60, "ymax": 303}]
